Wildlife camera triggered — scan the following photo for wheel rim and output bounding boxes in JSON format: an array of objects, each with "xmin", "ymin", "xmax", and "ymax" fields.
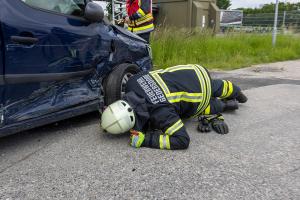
[{"xmin": 121, "ymin": 72, "xmax": 134, "ymax": 97}]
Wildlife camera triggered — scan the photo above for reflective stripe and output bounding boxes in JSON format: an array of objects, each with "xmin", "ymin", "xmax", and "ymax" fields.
[
  {"xmin": 128, "ymin": 23, "xmax": 154, "ymax": 34},
  {"xmin": 159, "ymin": 135, "xmax": 164, "ymax": 149},
  {"xmin": 151, "ymin": 65, "xmax": 202, "ymax": 103},
  {"xmin": 220, "ymin": 80, "xmax": 234, "ymax": 98},
  {"xmin": 164, "ymin": 65, "xmax": 194, "ymax": 72},
  {"xmin": 134, "ymin": 14, "xmax": 153, "ymax": 26},
  {"xmin": 151, "ymin": 65, "xmax": 211, "ymax": 117},
  {"xmin": 152, "ymin": 65, "xmax": 211, "ymax": 113},
  {"xmin": 192, "ymin": 65, "xmax": 207, "ymax": 114},
  {"xmin": 194, "ymin": 65, "xmax": 211, "ymax": 116},
  {"xmin": 165, "ymin": 135, "xmax": 171, "ymax": 150},
  {"xmin": 168, "ymin": 97, "xmax": 201, "ymax": 103},
  {"xmin": 165, "ymin": 119, "xmax": 184, "ymax": 136},
  {"xmin": 150, "ymin": 65, "xmax": 194, "ymax": 74},
  {"xmin": 129, "ymin": 14, "xmax": 153, "ymax": 26},
  {"xmin": 167, "ymin": 92, "xmax": 203, "ymax": 103},
  {"xmin": 167, "ymin": 92, "xmax": 203, "ymax": 97},
  {"xmin": 225, "ymin": 81, "xmax": 233, "ymax": 98},
  {"xmin": 150, "ymin": 72, "xmax": 170, "ymax": 95},
  {"xmin": 204, "ymin": 104, "xmax": 211, "ymax": 115},
  {"xmin": 151, "ymin": 65, "xmax": 194, "ymax": 73},
  {"xmin": 196, "ymin": 65, "xmax": 211, "ymax": 114},
  {"xmin": 221, "ymin": 80, "xmax": 228, "ymax": 98},
  {"xmin": 159, "ymin": 135, "xmax": 171, "ymax": 150},
  {"xmin": 137, "ymin": 8, "xmax": 146, "ymax": 16},
  {"xmin": 151, "ymin": 69, "xmax": 164, "ymax": 73}
]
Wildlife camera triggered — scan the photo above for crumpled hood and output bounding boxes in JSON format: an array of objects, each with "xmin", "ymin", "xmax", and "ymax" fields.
[{"xmin": 111, "ymin": 24, "xmax": 146, "ymax": 43}]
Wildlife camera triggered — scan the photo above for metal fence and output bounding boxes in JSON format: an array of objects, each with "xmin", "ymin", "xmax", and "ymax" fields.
[
  {"xmin": 111, "ymin": 0, "xmax": 126, "ymax": 24},
  {"xmin": 221, "ymin": 11, "xmax": 300, "ymax": 33},
  {"xmin": 93, "ymin": 0, "xmax": 126, "ymax": 24}
]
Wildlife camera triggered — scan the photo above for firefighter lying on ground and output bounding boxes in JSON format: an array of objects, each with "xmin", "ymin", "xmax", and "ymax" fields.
[{"xmin": 101, "ymin": 65, "xmax": 248, "ymax": 150}]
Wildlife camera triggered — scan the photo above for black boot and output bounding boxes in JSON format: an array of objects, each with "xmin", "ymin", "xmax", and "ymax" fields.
[
  {"xmin": 236, "ymin": 91, "xmax": 248, "ymax": 103},
  {"xmin": 223, "ymin": 99, "xmax": 239, "ymax": 111}
]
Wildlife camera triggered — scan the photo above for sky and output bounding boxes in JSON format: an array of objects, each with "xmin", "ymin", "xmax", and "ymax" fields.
[{"xmin": 231, "ymin": 0, "xmax": 300, "ymax": 9}]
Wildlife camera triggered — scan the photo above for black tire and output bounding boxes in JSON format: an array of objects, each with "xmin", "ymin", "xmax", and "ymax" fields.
[{"xmin": 104, "ymin": 63, "xmax": 141, "ymax": 105}]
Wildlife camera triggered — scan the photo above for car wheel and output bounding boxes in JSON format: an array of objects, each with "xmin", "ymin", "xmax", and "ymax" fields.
[{"xmin": 104, "ymin": 63, "xmax": 141, "ymax": 105}]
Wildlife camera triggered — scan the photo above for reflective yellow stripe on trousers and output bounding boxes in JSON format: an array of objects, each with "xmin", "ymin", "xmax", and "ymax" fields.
[
  {"xmin": 226, "ymin": 81, "xmax": 233, "ymax": 98},
  {"xmin": 221, "ymin": 80, "xmax": 233, "ymax": 98}
]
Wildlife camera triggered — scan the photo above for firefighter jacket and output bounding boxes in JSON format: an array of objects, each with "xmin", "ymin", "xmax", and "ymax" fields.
[
  {"xmin": 123, "ymin": 64, "xmax": 212, "ymax": 150},
  {"xmin": 126, "ymin": 0, "xmax": 154, "ymax": 34}
]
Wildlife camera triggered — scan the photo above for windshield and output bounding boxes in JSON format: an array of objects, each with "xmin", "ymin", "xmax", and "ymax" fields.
[{"xmin": 22, "ymin": 0, "xmax": 85, "ymax": 17}]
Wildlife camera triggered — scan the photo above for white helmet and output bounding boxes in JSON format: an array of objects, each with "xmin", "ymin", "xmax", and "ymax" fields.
[{"xmin": 101, "ymin": 100, "xmax": 135, "ymax": 134}]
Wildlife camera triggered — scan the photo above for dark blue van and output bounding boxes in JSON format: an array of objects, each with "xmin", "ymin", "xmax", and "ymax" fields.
[{"xmin": 0, "ymin": 0, "xmax": 152, "ymax": 137}]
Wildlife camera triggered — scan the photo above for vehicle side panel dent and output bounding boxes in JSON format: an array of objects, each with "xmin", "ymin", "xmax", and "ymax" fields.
[
  {"xmin": 87, "ymin": 23, "xmax": 114, "ymax": 77},
  {"xmin": 1, "ymin": 0, "xmax": 109, "ymax": 126},
  {"xmin": 4, "ymin": 74, "xmax": 103, "ymax": 124}
]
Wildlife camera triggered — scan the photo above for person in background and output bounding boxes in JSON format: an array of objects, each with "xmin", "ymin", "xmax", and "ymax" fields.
[{"xmin": 125, "ymin": 0, "xmax": 154, "ymax": 43}]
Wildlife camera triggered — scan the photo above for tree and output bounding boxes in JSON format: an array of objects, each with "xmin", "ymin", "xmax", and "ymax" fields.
[
  {"xmin": 217, "ymin": 0, "xmax": 231, "ymax": 10},
  {"xmin": 240, "ymin": 2, "xmax": 300, "ymax": 14}
]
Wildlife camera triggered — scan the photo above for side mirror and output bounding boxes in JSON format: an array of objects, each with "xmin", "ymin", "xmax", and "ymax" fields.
[{"xmin": 84, "ymin": 2, "xmax": 104, "ymax": 23}]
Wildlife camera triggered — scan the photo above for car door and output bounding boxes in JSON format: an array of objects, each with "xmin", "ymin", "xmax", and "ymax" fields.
[{"xmin": 0, "ymin": 0, "xmax": 110, "ymax": 125}]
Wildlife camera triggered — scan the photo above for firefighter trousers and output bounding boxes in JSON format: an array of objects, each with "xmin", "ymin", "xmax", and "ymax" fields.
[
  {"xmin": 202, "ymin": 79, "xmax": 241, "ymax": 115},
  {"xmin": 143, "ymin": 79, "xmax": 241, "ymax": 150}
]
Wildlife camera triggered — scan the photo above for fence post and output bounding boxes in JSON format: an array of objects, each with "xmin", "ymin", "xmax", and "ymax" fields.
[
  {"xmin": 272, "ymin": 0, "xmax": 279, "ymax": 47},
  {"xmin": 283, "ymin": 11, "xmax": 286, "ymax": 28},
  {"xmin": 111, "ymin": 0, "xmax": 115, "ymax": 25}
]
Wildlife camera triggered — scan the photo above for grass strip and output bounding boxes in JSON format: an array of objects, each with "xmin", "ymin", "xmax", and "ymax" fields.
[{"xmin": 151, "ymin": 28, "xmax": 300, "ymax": 70}]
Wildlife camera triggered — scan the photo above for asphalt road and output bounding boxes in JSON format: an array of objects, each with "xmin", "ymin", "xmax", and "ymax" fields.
[{"xmin": 0, "ymin": 60, "xmax": 300, "ymax": 200}]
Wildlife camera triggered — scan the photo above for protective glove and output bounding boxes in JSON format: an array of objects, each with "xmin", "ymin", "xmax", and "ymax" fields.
[
  {"xmin": 130, "ymin": 130, "xmax": 145, "ymax": 148},
  {"xmin": 211, "ymin": 115, "xmax": 229, "ymax": 134},
  {"xmin": 197, "ymin": 116, "xmax": 211, "ymax": 133}
]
